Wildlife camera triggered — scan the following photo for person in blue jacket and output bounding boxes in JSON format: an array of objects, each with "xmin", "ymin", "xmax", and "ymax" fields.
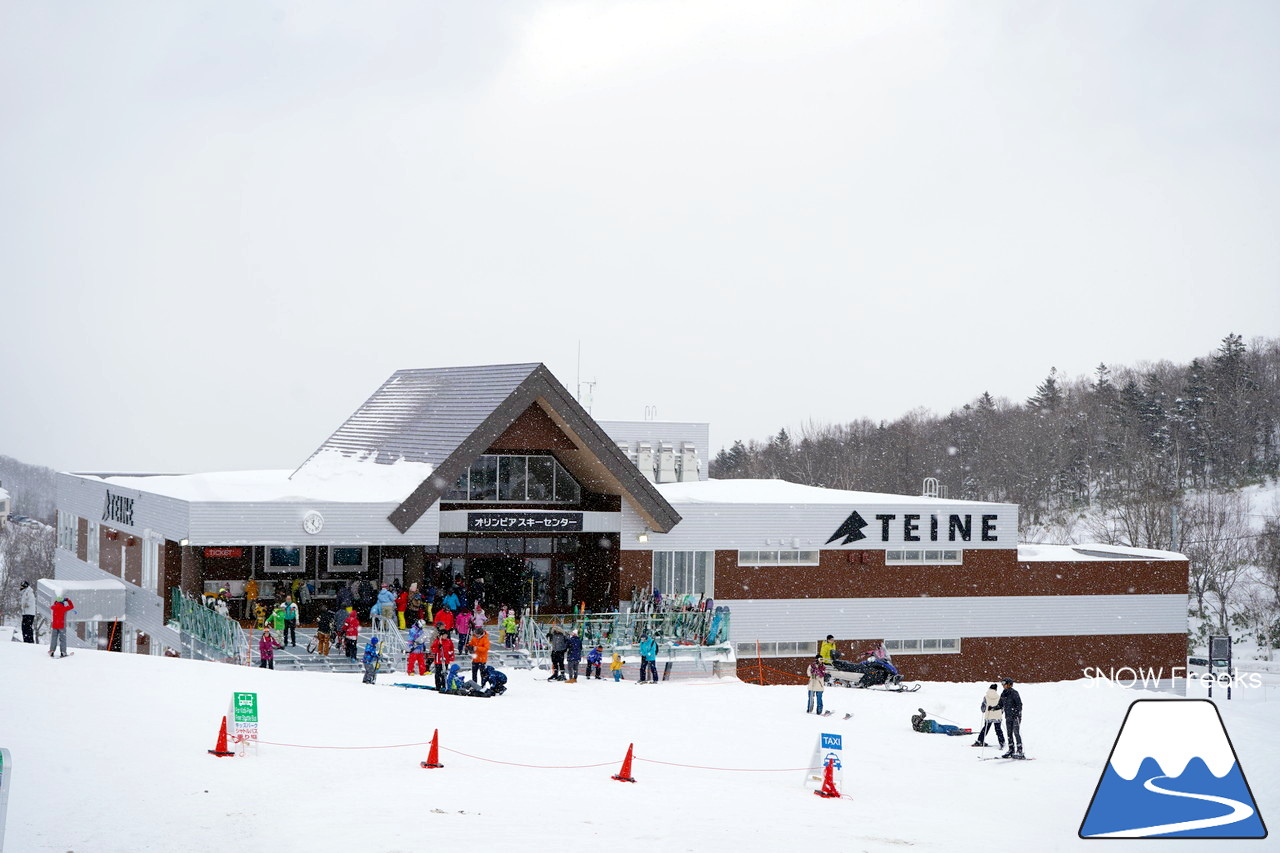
[
  {"xmin": 446, "ymin": 663, "xmax": 465, "ymax": 693},
  {"xmin": 585, "ymin": 645, "xmax": 604, "ymax": 679},
  {"xmin": 566, "ymin": 630, "xmax": 584, "ymax": 682},
  {"xmin": 361, "ymin": 636, "xmax": 381, "ymax": 685},
  {"xmin": 483, "ymin": 665, "xmax": 508, "ymax": 696},
  {"xmin": 639, "ymin": 633, "xmax": 659, "ymax": 683}
]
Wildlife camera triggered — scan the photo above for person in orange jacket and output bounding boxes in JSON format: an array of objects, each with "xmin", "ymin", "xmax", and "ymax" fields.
[
  {"xmin": 430, "ymin": 628, "xmax": 455, "ymax": 692},
  {"xmin": 469, "ymin": 626, "xmax": 491, "ymax": 685}
]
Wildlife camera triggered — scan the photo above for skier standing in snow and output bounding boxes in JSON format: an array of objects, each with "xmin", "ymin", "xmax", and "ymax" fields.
[
  {"xmin": 548, "ymin": 623, "xmax": 568, "ymax": 681},
  {"xmin": 431, "ymin": 628, "xmax": 455, "ymax": 692},
  {"xmin": 972, "ymin": 683, "xmax": 1006, "ymax": 749},
  {"xmin": 48, "ymin": 594, "xmax": 74, "ymax": 657},
  {"xmin": 994, "ymin": 677, "xmax": 1024, "ymax": 758},
  {"xmin": 638, "ymin": 633, "xmax": 658, "ymax": 683},
  {"xmin": 361, "ymin": 636, "xmax": 382, "ymax": 684},
  {"xmin": 566, "ymin": 630, "xmax": 583, "ymax": 683},
  {"xmin": 20, "ymin": 581, "xmax": 36, "ymax": 643},
  {"xmin": 806, "ymin": 655, "xmax": 827, "ymax": 714}
]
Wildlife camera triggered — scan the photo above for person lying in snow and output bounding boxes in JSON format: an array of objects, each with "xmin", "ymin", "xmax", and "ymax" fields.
[{"xmin": 911, "ymin": 708, "xmax": 970, "ymax": 735}]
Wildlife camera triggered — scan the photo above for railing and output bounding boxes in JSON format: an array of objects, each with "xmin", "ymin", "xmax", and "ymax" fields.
[
  {"xmin": 370, "ymin": 613, "xmax": 407, "ymax": 670},
  {"xmin": 169, "ymin": 588, "xmax": 249, "ymax": 665},
  {"xmin": 518, "ymin": 607, "xmax": 731, "ymax": 671}
]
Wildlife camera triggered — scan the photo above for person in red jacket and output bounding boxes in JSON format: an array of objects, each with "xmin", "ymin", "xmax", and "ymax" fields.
[
  {"xmin": 434, "ymin": 606, "xmax": 454, "ymax": 637},
  {"xmin": 342, "ymin": 608, "xmax": 361, "ymax": 660},
  {"xmin": 396, "ymin": 587, "xmax": 409, "ymax": 630},
  {"xmin": 430, "ymin": 629, "xmax": 455, "ymax": 692},
  {"xmin": 49, "ymin": 595, "xmax": 75, "ymax": 658}
]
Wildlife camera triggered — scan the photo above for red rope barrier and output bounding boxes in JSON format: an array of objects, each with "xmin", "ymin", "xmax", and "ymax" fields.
[{"xmin": 635, "ymin": 757, "xmax": 824, "ymax": 772}]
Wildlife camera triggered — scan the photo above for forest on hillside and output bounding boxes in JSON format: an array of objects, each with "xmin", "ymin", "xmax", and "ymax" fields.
[{"xmin": 710, "ymin": 334, "xmax": 1280, "ymax": 642}]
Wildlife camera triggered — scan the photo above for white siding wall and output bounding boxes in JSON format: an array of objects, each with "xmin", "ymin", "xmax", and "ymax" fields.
[
  {"xmin": 54, "ymin": 549, "xmax": 182, "ymax": 652},
  {"xmin": 58, "ymin": 473, "xmax": 190, "ymax": 542},
  {"xmin": 188, "ymin": 501, "xmax": 439, "ymax": 545},
  {"xmin": 621, "ymin": 499, "xmax": 1019, "ymax": 552},
  {"xmin": 722, "ymin": 594, "xmax": 1189, "ymax": 643}
]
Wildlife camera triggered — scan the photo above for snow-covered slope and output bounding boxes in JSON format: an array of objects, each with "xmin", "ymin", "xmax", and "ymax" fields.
[{"xmin": 2, "ymin": 642, "xmax": 1276, "ymax": 852}]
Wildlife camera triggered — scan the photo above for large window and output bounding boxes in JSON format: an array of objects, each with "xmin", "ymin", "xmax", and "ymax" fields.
[
  {"xmin": 651, "ymin": 551, "xmax": 714, "ymax": 597},
  {"xmin": 265, "ymin": 546, "xmax": 304, "ymax": 573},
  {"xmin": 141, "ymin": 536, "xmax": 159, "ymax": 593},
  {"xmin": 57, "ymin": 512, "xmax": 78, "ymax": 553},
  {"xmin": 734, "ymin": 640, "xmax": 818, "ymax": 658},
  {"xmin": 884, "ymin": 549, "xmax": 962, "ymax": 565},
  {"xmin": 883, "ymin": 638, "xmax": 961, "ymax": 655},
  {"xmin": 738, "ymin": 550, "xmax": 820, "ymax": 566},
  {"xmin": 328, "ymin": 547, "xmax": 367, "ymax": 572},
  {"xmin": 444, "ymin": 454, "xmax": 582, "ymax": 503}
]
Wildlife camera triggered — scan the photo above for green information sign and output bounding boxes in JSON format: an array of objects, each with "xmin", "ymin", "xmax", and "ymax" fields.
[{"xmin": 228, "ymin": 692, "xmax": 259, "ymax": 745}]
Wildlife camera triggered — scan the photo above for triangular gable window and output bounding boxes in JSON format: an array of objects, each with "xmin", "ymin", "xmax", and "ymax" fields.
[{"xmin": 443, "ymin": 454, "xmax": 582, "ymax": 504}]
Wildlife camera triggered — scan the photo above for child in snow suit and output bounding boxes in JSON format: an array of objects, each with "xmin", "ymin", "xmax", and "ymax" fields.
[
  {"xmin": 407, "ymin": 620, "xmax": 429, "ymax": 675},
  {"xmin": 806, "ymin": 656, "xmax": 826, "ymax": 714},
  {"xmin": 361, "ymin": 636, "xmax": 381, "ymax": 684},
  {"xmin": 343, "ymin": 608, "xmax": 360, "ymax": 660},
  {"xmin": 585, "ymin": 645, "xmax": 603, "ymax": 679},
  {"xmin": 259, "ymin": 630, "xmax": 282, "ymax": 669},
  {"xmin": 972, "ymin": 683, "xmax": 1006, "ymax": 749},
  {"xmin": 445, "ymin": 663, "xmax": 465, "ymax": 693},
  {"xmin": 611, "ymin": 652, "xmax": 625, "ymax": 681},
  {"xmin": 454, "ymin": 608, "xmax": 472, "ymax": 657},
  {"xmin": 566, "ymin": 631, "xmax": 583, "ymax": 683},
  {"xmin": 502, "ymin": 613, "xmax": 518, "ymax": 649},
  {"xmin": 483, "ymin": 665, "xmax": 508, "ymax": 696},
  {"xmin": 431, "ymin": 629, "xmax": 455, "ymax": 692}
]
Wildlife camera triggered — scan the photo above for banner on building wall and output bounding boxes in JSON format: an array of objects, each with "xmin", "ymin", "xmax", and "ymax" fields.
[{"xmin": 467, "ymin": 511, "xmax": 584, "ymax": 532}]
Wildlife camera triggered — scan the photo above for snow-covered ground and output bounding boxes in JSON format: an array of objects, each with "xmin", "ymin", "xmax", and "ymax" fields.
[{"xmin": 2, "ymin": 642, "xmax": 1275, "ymax": 851}]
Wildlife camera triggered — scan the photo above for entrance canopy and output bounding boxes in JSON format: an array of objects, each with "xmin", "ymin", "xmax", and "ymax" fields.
[{"xmin": 35, "ymin": 578, "xmax": 127, "ymax": 622}]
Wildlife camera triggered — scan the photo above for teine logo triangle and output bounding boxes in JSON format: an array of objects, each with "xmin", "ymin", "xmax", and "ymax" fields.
[{"xmin": 1079, "ymin": 699, "xmax": 1266, "ymax": 839}]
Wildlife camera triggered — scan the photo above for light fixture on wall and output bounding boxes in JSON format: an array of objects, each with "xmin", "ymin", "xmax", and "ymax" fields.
[
  {"xmin": 637, "ymin": 527, "xmax": 650, "ymax": 543},
  {"xmin": 179, "ymin": 539, "xmax": 190, "ymax": 547}
]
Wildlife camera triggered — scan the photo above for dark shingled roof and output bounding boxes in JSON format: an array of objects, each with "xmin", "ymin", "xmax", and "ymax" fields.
[{"xmin": 293, "ymin": 362, "xmax": 681, "ymax": 534}]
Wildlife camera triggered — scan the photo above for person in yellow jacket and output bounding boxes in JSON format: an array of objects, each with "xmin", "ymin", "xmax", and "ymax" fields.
[
  {"xmin": 610, "ymin": 651, "xmax": 626, "ymax": 682},
  {"xmin": 244, "ymin": 578, "xmax": 259, "ymax": 622},
  {"xmin": 819, "ymin": 635, "xmax": 837, "ymax": 665}
]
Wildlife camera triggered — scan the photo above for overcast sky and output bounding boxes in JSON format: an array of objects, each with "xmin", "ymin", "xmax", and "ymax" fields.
[{"xmin": 2, "ymin": 0, "xmax": 1277, "ymax": 475}]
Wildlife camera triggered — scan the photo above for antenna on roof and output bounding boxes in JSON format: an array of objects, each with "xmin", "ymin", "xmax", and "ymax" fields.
[{"xmin": 575, "ymin": 341, "xmax": 596, "ymax": 413}]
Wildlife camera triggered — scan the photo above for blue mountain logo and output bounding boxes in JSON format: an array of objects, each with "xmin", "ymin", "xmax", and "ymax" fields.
[{"xmin": 1080, "ymin": 699, "xmax": 1266, "ymax": 839}]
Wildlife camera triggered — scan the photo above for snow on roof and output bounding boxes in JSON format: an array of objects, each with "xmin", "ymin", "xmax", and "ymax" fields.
[
  {"xmin": 655, "ymin": 478, "xmax": 1011, "ymax": 507},
  {"xmin": 82, "ymin": 450, "xmax": 435, "ymax": 504},
  {"xmin": 1018, "ymin": 542, "xmax": 1185, "ymax": 562}
]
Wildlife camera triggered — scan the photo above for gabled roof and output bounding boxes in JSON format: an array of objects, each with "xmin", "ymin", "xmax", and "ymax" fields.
[{"xmin": 294, "ymin": 363, "xmax": 681, "ymax": 534}]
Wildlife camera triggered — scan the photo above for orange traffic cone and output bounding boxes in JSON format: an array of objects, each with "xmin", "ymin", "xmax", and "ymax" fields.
[
  {"xmin": 813, "ymin": 757, "xmax": 840, "ymax": 798},
  {"xmin": 208, "ymin": 716, "xmax": 235, "ymax": 757},
  {"xmin": 420, "ymin": 728, "xmax": 444, "ymax": 769},
  {"xmin": 611, "ymin": 743, "xmax": 637, "ymax": 783}
]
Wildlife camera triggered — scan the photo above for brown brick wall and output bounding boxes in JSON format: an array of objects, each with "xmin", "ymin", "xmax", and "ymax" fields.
[
  {"xmin": 742, "ymin": 632, "xmax": 1186, "ymax": 684},
  {"xmin": 713, "ymin": 548, "xmax": 1186, "ymax": 599}
]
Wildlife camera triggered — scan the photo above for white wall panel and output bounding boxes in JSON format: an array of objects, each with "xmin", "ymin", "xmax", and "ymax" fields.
[
  {"xmin": 58, "ymin": 473, "xmax": 190, "ymax": 542},
  {"xmin": 722, "ymin": 594, "xmax": 1188, "ymax": 643},
  {"xmin": 188, "ymin": 502, "xmax": 439, "ymax": 545},
  {"xmin": 622, "ymin": 498, "xmax": 1019, "ymax": 552},
  {"xmin": 55, "ymin": 550, "xmax": 183, "ymax": 651}
]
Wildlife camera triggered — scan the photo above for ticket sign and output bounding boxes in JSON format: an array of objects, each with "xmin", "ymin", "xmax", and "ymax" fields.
[
  {"xmin": 229, "ymin": 692, "xmax": 259, "ymax": 744},
  {"xmin": 804, "ymin": 732, "xmax": 844, "ymax": 791},
  {"xmin": 0, "ymin": 748, "xmax": 11, "ymax": 852}
]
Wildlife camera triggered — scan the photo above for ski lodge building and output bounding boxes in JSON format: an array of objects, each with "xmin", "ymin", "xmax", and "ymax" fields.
[{"xmin": 53, "ymin": 362, "xmax": 1188, "ymax": 683}]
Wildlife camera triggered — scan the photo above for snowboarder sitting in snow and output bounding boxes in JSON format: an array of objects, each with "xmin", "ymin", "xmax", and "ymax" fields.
[
  {"xmin": 445, "ymin": 663, "xmax": 465, "ymax": 693},
  {"xmin": 910, "ymin": 708, "xmax": 968, "ymax": 735},
  {"xmin": 585, "ymin": 645, "xmax": 604, "ymax": 679},
  {"xmin": 361, "ymin": 636, "xmax": 382, "ymax": 685}
]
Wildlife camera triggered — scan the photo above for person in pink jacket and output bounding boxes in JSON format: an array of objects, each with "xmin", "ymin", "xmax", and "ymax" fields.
[{"xmin": 258, "ymin": 630, "xmax": 282, "ymax": 670}]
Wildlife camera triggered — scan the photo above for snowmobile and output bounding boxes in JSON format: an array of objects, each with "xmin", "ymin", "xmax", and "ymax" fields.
[{"xmin": 828, "ymin": 654, "xmax": 919, "ymax": 691}]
